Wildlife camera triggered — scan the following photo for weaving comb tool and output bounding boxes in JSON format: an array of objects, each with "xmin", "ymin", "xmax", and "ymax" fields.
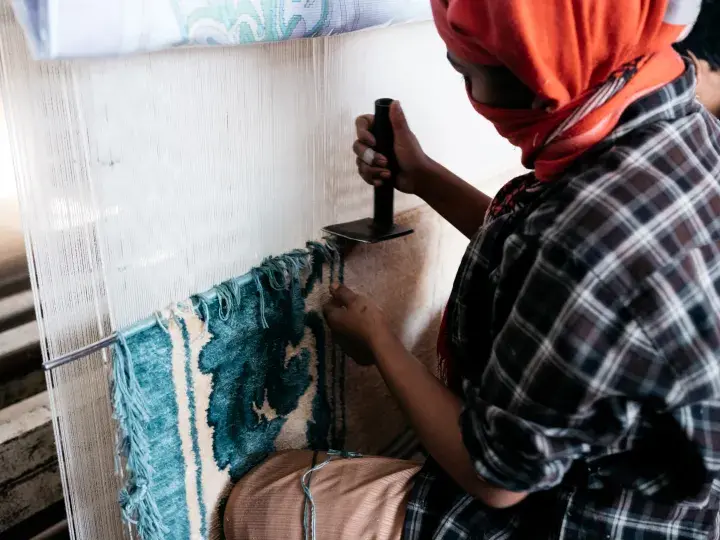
[{"xmin": 323, "ymin": 98, "xmax": 414, "ymax": 243}]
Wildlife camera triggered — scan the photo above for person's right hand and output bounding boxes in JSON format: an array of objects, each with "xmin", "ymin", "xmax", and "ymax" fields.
[{"xmin": 352, "ymin": 101, "xmax": 430, "ymax": 195}]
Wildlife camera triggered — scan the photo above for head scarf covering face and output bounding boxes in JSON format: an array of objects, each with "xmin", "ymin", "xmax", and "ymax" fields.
[{"xmin": 432, "ymin": 0, "xmax": 701, "ymax": 180}]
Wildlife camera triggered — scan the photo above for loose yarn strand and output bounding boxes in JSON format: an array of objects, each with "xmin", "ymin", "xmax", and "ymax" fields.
[{"xmin": 301, "ymin": 450, "xmax": 362, "ymax": 540}]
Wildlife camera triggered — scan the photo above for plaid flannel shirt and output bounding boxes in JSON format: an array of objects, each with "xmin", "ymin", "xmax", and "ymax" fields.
[{"xmin": 404, "ymin": 63, "xmax": 720, "ymax": 539}]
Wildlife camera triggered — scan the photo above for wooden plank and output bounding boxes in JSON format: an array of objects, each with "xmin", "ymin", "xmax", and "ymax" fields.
[
  {"xmin": 0, "ymin": 289, "xmax": 35, "ymax": 333},
  {"xmin": 0, "ymin": 300, "xmax": 44, "ymax": 408},
  {"xmin": 30, "ymin": 519, "xmax": 69, "ymax": 540},
  {"xmin": 0, "ymin": 392, "xmax": 53, "ymax": 476},
  {"xmin": 0, "ymin": 369, "xmax": 47, "ymax": 410},
  {"xmin": 0, "ymin": 392, "xmax": 62, "ymax": 533},
  {"xmin": 2, "ymin": 501, "xmax": 67, "ymax": 540},
  {"xmin": 0, "ymin": 273, "xmax": 31, "ymax": 300},
  {"xmin": 0, "ymin": 321, "xmax": 38, "ymax": 358},
  {"xmin": 0, "ymin": 321, "xmax": 41, "ymax": 380}
]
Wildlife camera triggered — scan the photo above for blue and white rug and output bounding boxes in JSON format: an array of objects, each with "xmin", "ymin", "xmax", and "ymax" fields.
[
  {"xmin": 13, "ymin": 0, "xmax": 431, "ymax": 59},
  {"xmin": 112, "ymin": 243, "xmax": 348, "ymax": 540}
]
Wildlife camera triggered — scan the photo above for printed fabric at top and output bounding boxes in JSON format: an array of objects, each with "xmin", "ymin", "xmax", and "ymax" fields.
[
  {"xmin": 111, "ymin": 243, "xmax": 346, "ymax": 540},
  {"xmin": 12, "ymin": 0, "xmax": 431, "ymax": 59}
]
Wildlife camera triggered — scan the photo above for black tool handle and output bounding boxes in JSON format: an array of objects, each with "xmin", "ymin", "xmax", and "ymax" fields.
[{"xmin": 372, "ymin": 98, "xmax": 397, "ymax": 232}]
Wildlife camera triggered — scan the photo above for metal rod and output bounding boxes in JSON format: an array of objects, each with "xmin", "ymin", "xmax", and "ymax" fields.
[
  {"xmin": 39, "ymin": 245, "xmax": 329, "ymax": 372},
  {"xmin": 42, "ymin": 333, "xmax": 118, "ymax": 371},
  {"xmin": 39, "ymin": 276, "xmax": 239, "ymax": 372}
]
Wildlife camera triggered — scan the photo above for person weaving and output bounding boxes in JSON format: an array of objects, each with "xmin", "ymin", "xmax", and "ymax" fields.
[{"xmin": 225, "ymin": 1, "xmax": 720, "ymax": 538}]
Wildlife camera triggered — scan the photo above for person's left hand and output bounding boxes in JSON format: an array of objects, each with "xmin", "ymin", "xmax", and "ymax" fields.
[{"xmin": 322, "ymin": 285, "xmax": 391, "ymax": 365}]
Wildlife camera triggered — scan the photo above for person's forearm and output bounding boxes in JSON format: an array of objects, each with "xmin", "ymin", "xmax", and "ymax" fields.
[
  {"xmin": 414, "ymin": 159, "xmax": 492, "ymax": 239},
  {"xmin": 371, "ymin": 332, "xmax": 527, "ymax": 509}
]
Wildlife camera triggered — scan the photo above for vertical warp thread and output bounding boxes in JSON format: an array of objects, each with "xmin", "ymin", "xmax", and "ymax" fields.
[
  {"xmin": 325, "ymin": 244, "xmax": 338, "ymax": 446},
  {"xmin": 336, "ymin": 248, "xmax": 347, "ymax": 448},
  {"xmin": 338, "ymin": 343, "xmax": 346, "ymax": 449},
  {"xmin": 328, "ymin": 319, "xmax": 337, "ymax": 446}
]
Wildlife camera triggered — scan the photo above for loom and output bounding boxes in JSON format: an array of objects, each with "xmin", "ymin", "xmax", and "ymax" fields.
[
  {"xmin": 0, "ymin": 1, "xmax": 522, "ymax": 538},
  {"xmin": 6, "ymin": 0, "xmax": 712, "ymax": 538}
]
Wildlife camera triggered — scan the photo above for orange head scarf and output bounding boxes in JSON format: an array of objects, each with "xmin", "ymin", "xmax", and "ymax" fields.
[{"xmin": 431, "ymin": 0, "xmax": 700, "ymax": 180}]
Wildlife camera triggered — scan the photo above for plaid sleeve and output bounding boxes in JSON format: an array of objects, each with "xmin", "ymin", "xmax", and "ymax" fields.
[{"xmin": 460, "ymin": 234, "xmax": 659, "ymax": 493}]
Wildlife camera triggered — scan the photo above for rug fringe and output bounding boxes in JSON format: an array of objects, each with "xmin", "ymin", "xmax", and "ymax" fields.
[
  {"xmin": 112, "ymin": 335, "xmax": 169, "ymax": 539},
  {"xmin": 250, "ymin": 241, "xmax": 339, "ymax": 329}
]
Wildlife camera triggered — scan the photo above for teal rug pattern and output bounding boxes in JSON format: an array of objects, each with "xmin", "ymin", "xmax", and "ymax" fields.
[
  {"xmin": 13, "ymin": 0, "xmax": 430, "ymax": 59},
  {"xmin": 111, "ymin": 242, "xmax": 345, "ymax": 540}
]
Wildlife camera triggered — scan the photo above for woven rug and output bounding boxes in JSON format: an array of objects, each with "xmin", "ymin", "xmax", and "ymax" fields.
[
  {"xmin": 111, "ymin": 243, "xmax": 348, "ymax": 540},
  {"xmin": 109, "ymin": 205, "xmax": 449, "ymax": 540},
  {"xmin": 13, "ymin": 0, "xmax": 431, "ymax": 59}
]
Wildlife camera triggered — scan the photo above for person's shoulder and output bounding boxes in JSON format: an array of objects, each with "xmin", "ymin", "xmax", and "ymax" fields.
[{"xmin": 525, "ymin": 117, "xmax": 720, "ymax": 289}]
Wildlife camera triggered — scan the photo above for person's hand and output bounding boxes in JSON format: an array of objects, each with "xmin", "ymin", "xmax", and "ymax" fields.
[
  {"xmin": 323, "ymin": 284, "xmax": 394, "ymax": 366},
  {"xmin": 352, "ymin": 101, "xmax": 430, "ymax": 195}
]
